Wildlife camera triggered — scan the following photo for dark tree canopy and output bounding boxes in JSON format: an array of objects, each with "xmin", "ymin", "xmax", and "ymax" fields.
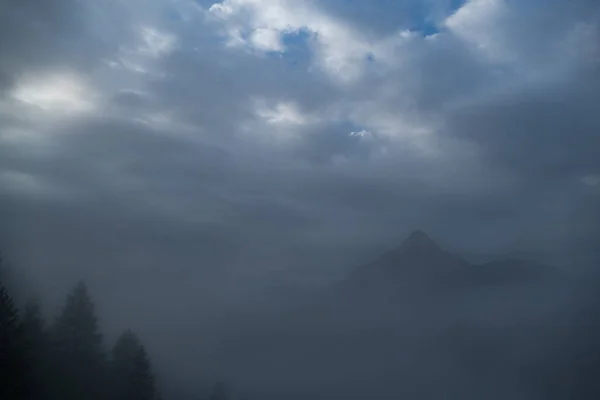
[
  {"xmin": 53, "ymin": 281, "xmax": 104, "ymax": 356},
  {"xmin": 49, "ymin": 281, "xmax": 108, "ymax": 400},
  {"xmin": 0, "ymin": 248, "xmax": 169, "ymax": 400},
  {"xmin": 21, "ymin": 299, "xmax": 48, "ymax": 399},
  {"xmin": 0, "ymin": 285, "xmax": 28, "ymax": 400},
  {"xmin": 112, "ymin": 329, "xmax": 158, "ymax": 400},
  {"xmin": 130, "ymin": 346, "xmax": 157, "ymax": 400}
]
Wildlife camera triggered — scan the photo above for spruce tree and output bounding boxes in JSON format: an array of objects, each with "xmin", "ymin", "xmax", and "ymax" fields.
[
  {"xmin": 0, "ymin": 285, "xmax": 28, "ymax": 400},
  {"xmin": 112, "ymin": 330, "xmax": 141, "ymax": 399},
  {"xmin": 112, "ymin": 329, "xmax": 141, "ymax": 365},
  {"xmin": 112, "ymin": 329, "xmax": 157, "ymax": 400},
  {"xmin": 49, "ymin": 281, "xmax": 107, "ymax": 400},
  {"xmin": 21, "ymin": 300, "xmax": 48, "ymax": 399},
  {"xmin": 131, "ymin": 345, "xmax": 156, "ymax": 400}
]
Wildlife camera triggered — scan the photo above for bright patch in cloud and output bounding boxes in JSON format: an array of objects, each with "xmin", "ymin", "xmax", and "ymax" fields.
[
  {"xmin": 255, "ymin": 100, "xmax": 312, "ymax": 125},
  {"xmin": 138, "ymin": 26, "xmax": 178, "ymax": 57},
  {"xmin": 207, "ymin": 0, "xmax": 376, "ymax": 82},
  {"xmin": 349, "ymin": 130, "xmax": 370, "ymax": 137},
  {"xmin": 250, "ymin": 27, "xmax": 284, "ymax": 52},
  {"xmin": 103, "ymin": 26, "xmax": 177, "ymax": 77},
  {"xmin": 445, "ymin": 0, "xmax": 508, "ymax": 60},
  {"xmin": 581, "ymin": 175, "xmax": 600, "ymax": 186},
  {"xmin": 11, "ymin": 73, "xmax": 95, "ymax": 115},
  {"xmin": 0, "ymin": 171, "xmax": 64, "ymax": 199}
]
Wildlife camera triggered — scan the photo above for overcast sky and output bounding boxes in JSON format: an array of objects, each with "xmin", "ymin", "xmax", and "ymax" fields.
[{"xmin": 1, "ymin": 0, "xmax": 599, "ymax": 297}]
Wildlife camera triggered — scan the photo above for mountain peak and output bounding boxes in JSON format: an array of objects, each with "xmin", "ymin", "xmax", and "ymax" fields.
[{"xmin": 400, "ymin": 230, "xmax": 440, "ymax": 251}]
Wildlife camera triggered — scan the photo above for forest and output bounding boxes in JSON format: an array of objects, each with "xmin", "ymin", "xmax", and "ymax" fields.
[{"xmin": 0, "ymin": 254, "xmax": 228, "ymax": 400}]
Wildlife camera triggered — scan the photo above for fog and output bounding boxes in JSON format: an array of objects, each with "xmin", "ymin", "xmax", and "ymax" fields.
[{"xmin": 1, "ymin": 0, "xmax": 600, "ymax": 399}]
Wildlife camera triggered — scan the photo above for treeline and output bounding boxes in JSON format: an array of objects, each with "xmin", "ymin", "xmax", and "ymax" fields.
[
  {"xmin": 0, "ymin": 255, "xmax": 230, "ymax": 400},
  {"xmin": 1, "ymin": 275, "xmax": 158, "ymax": 399}
]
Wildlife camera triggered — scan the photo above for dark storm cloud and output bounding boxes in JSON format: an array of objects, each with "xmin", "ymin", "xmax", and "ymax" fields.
[{"xmin": 451, "ymin": 69, "xmax": 600, "ymax": 181}]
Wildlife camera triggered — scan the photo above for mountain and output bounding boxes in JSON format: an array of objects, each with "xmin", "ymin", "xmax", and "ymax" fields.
[
  {"xmin": 210, "ymin": 230, "xmax": 575, "ymax": 400},
  {"xmin": 340, "ymin": 230, "xmax": 564, "ymax": 299},
  {"xmin": 352, "ymin": 229, "xmax": 465, "ymax": 273}
]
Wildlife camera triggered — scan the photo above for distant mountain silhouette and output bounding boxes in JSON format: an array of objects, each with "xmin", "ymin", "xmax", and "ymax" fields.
[
  {"xmin": 340, "ymin": 230, "xmax": 464, "ymax": 302},
  {"xmin": 399, "ymin": 229, "xmax": 440, "ymax": 251},
  {"xmin": 341, "ymin": 230, "xmax": 563, "ymax": 300},
  {"xmin": 213, "ymin": 230, "xmax": 575, "ymax": 400}
]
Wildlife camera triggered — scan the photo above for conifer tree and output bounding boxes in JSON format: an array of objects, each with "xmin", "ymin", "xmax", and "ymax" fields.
[
  {"xmin": 0, "ymin": 285, "xmax": 28, "ymax": 400},
  {"xmin": 21, "ymin": 300, "xmax": 48, "ymax": 399},
  {"xmin": 49, "ymin": 281, "xmax": 107, "ymax": 400},
  {"xmin": 131, "ymin": 345, "xmax": 157, "ymax": 400},
  {"xmin": 112, "ymin": 329, "xmax": 157, "ymax": 400}
]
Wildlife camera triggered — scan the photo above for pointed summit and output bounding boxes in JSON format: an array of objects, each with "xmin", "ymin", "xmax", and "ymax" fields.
[{"xmin": 400, "ymin": 230, "xmax": 440, "ymax": 252}]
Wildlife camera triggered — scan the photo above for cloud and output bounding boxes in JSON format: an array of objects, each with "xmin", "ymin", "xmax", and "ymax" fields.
[
  {"xmin": 0, "ymin": 170, "xmax": 67, "ymax": 199},
  {"xmin": 445, "ymin": 0, "xmax": 508, "ymax": 59},
  {"xmin": 11, "ymin": 72, "xmax": 96, "ymax": 115},
  {"xmin": 0, "ymin": 0, "xmax": 596, "ymax": 264},
  {"xmin": 1, "ymin": 0, "xmax": 597, "ymax": 264},
  {"xmin": 138, "ymin": 26, "xmax": 178, "ymax": 58},
  {"xmin": 254, "ymin": 99, "xmax": 313, "ymax": 126},
  {"xmin": 581, "ymin": 175, "xmax": 600, "ymax": 187},
  {"xmin": 445, "ymin": 0, "xmax": 600, "ymax": 77},
  {"xmin": 206, "ymin": 0, "xmax": 385, "ymax": 82}
]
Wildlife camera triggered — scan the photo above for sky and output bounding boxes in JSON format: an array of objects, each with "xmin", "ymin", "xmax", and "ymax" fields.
[
  {"xmin": 2, "ymin": 0, "xmax": 599, "ymax": 264},
  {"xmin": 0, "ymin": 0, "xmax": 599, "ymax": 290},
  {"xmin": 1, "ymin": 0, "xmax": 600, "ymax": 397}
]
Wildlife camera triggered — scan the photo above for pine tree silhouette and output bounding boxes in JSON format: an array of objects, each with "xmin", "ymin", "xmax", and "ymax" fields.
[
  {"xmin": 21, "ymin": 300, "xmax": 48, "ymax": 399},
  {"xmin": 131, "ymin": 346, "xmax": 157, "ymax": 400},
  {"xmin": 49, "ymin": 281, "xmax": 108, "ymax": 400},
  {"xmin": 0, "ymin": 285, "xmax": 28, "ymax": 400},
  {"xmin": 112, "ymin": 329, "xmax": 157, "ymax": 400}
]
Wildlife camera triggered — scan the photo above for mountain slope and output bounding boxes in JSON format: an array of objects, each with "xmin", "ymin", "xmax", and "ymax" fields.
[
  {"xmin": 338, "ymin": 230, "xmax": 564, "ymax": 300},
  {"xmin": 210, "ymin": 230, "xmax": 574, "ymax": 400}
]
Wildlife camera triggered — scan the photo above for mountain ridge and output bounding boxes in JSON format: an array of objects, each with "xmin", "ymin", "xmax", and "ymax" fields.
[{"xmin": 340, "ymin": 230, "xmax": 563, "ymax": 299}]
